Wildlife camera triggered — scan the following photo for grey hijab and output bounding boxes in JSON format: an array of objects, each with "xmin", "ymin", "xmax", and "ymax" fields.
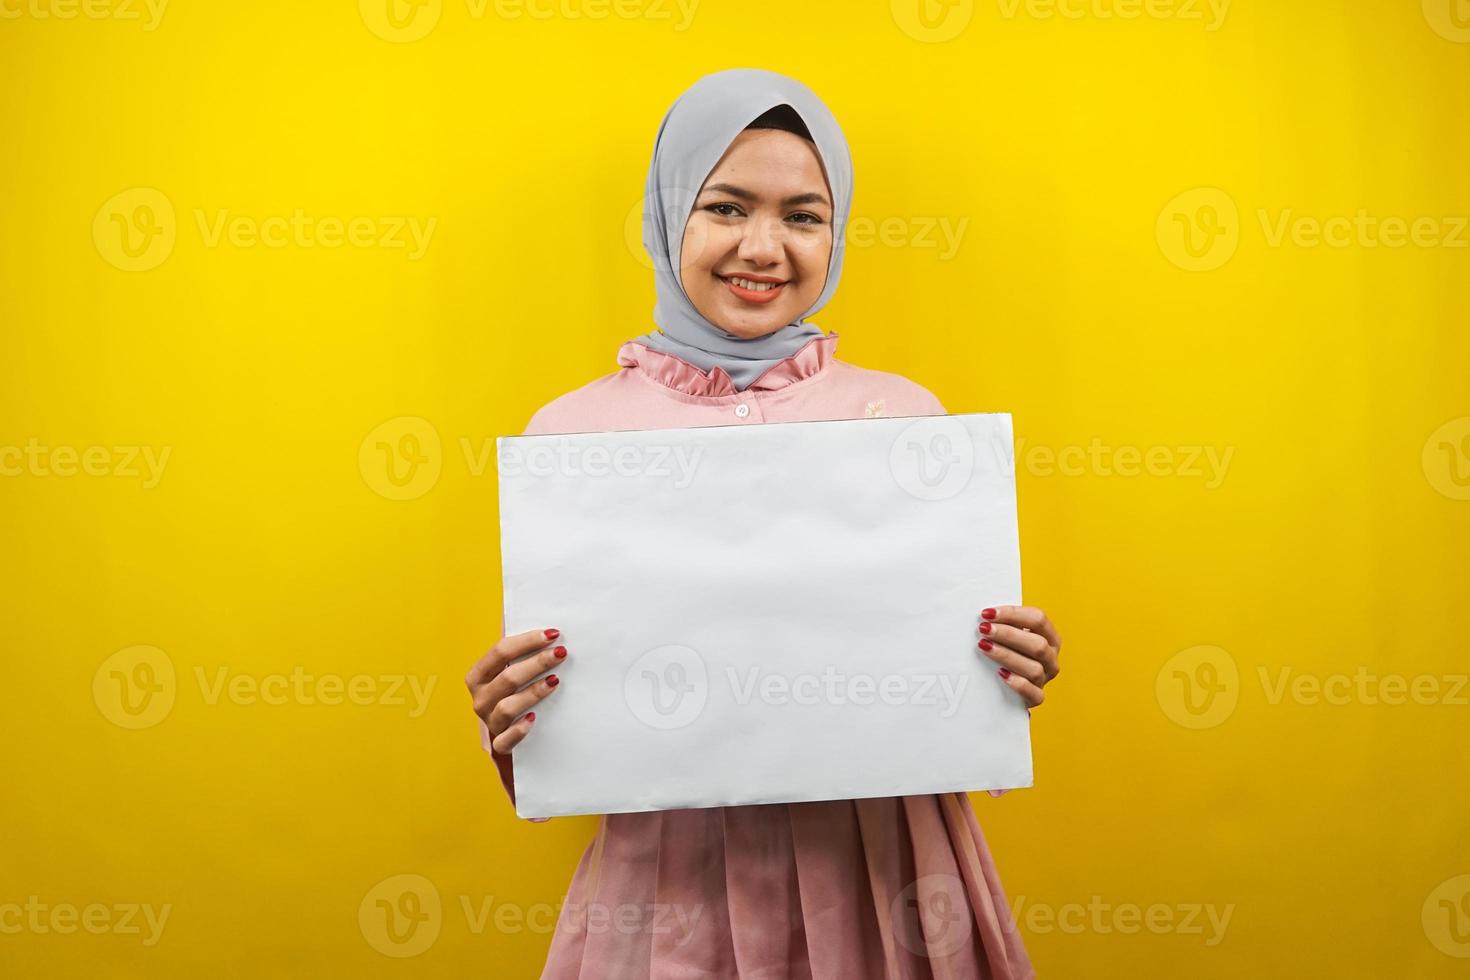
[{"xmin": 629, "ymin": 68, "xmax": 853, "ymax": 391}]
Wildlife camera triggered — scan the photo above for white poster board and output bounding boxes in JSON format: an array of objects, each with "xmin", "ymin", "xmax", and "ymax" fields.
[{"xmin": 497, "ymin": 413, "xmax": 1031, "ymax": 818}]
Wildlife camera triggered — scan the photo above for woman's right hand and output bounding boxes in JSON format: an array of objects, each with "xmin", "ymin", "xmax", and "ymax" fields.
[{"xmin": 466, "ymin": 627, "xmax": 567, "ymax": 754}]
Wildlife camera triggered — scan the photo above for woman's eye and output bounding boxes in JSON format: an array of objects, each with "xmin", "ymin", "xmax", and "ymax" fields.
[
  {"xmin": 788, "ymin": 212, "xmax": 823, "ymax": 225},
  {"xmin": 707, "ymin": 203, "xmax": 743, "ymax": 217}
]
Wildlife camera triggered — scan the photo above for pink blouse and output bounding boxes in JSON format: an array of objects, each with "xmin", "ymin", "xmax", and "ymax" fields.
[{"xmin": 484, "ymin": 333, "xmax": 1034, "ymax": 979}]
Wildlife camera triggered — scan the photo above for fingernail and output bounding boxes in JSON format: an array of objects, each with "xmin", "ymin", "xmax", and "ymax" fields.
[
  {"xmin": 979, "ymin": 639, "xmax": 994, "ymax": 651},
  {"xmin": 982, "ymin": 608, "xmax": 997, "ymax": 620},
  {"xmin": 979, "ymin": 622, "xmax": 992, "ymax": 634},
  {"xmin": 526, "ymin": 712, "xmax": 536, "ymax": 722},
  {"xmin": 554, "ymin": 646, "xmax": 567, "ymax": 659},
  {"xmin": 998, "ymin": 668, "xmax": 1011, "ymax": 679},
  {"xmin": 546, "ymin": 674, "xmax": 560, "ymax": 688},
  {"xmin": 544, "ymin": 628, "xmax": 560, "ymax": 640}
]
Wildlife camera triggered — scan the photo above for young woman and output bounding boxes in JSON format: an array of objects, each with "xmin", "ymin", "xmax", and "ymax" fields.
[{"xmin": 466, "ymin": 68, "xmax": 1063, "ymax": 979}]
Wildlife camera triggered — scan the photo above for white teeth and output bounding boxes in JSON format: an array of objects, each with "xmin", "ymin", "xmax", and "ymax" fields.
[{"xmin": 728, "ymin": 276, "xmax": 781, "ymax": 292}]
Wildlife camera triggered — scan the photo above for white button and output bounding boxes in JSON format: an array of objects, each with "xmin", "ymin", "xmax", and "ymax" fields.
[{"xmin": 734, "ymin": 404, "xmax": 750, "ymax": 418}]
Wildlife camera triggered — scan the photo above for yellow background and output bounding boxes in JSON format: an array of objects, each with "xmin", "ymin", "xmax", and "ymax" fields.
[{"xmin": 2, "ymin": 0, "xmax": 1468, "ymax": 976}]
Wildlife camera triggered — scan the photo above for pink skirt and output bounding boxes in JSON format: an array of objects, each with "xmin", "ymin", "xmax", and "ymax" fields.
[{"xmin": 540, "ymin": 793, "xmax": 1034, "ymax": 979}]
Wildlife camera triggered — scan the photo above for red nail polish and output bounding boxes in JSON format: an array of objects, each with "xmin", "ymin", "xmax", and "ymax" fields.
[
  {"xmin": 546, "ymin": 674, "xmax": 560, "ymax": 688},
  {"xmin": 544, "ymin": 628, "xmax": 560, "ymax": 641},
  {"xmin": 526, "ymin": 712, "xmax": 536, "ymax": 722},
  {"xmin": 979, "ymin": 639, "xmax": 993, "ymax": 651},
  {"xmin": 979, "ymin": 622, "xmax": 992, "ymax": 634},
  {"xmin": 998, "ymin": 668, "xmax": 1011, "ymax": 679},
  {"xmin": 554, "ymin": 646, "xmax": 567, "ymax": 659},
  {"xmin": 982, "ymin": 608, "xmax": 997, "ymax": 620}
]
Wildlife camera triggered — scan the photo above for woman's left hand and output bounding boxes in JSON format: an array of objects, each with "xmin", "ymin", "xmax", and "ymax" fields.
[{"xmin": 977, "ymin": 605, "xmax": 1062, "ymax": 709}]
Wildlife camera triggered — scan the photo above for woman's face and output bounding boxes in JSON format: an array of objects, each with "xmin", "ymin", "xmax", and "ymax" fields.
[{"xmin": 678, "ymin": 128, "xmax": 834, "ymax": 339}]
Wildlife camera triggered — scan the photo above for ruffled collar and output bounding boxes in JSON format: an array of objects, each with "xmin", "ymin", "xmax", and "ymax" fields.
[{"xmin": 616, "ymin": 333, "xmax": 839, "ymax": 398}]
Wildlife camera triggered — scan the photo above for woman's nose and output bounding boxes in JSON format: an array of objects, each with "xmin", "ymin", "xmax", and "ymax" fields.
[{"xmin": 735, "ymin": 214, "xmax": 785, "ymax": 265}]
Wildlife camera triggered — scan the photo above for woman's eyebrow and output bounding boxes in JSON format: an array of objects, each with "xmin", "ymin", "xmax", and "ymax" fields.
[{"xmin": 700, "ymin": 182, "xmax": 830, "ymax": 208}]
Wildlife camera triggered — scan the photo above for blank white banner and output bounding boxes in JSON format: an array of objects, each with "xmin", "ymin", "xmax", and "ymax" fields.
[{"xmin": 496, "ymin": 413, "xmax": 1031, "ymax": 818}]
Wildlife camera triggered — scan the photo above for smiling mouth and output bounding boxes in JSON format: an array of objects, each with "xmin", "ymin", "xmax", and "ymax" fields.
[{"xmin": 718, "ymin": 274, "xmax": 788, "ymax": 304}]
